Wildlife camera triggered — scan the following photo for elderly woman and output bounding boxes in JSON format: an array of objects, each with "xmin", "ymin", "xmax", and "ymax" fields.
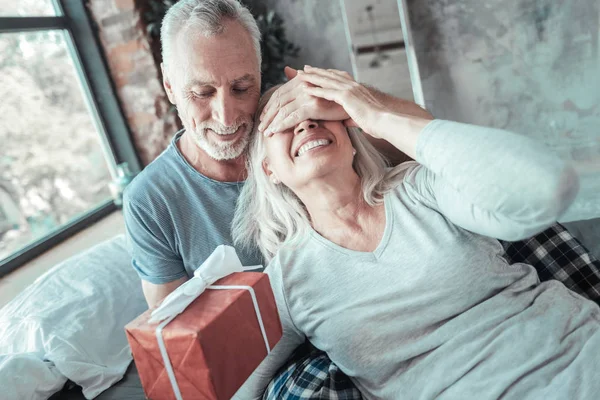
[{"xmin": 232, "ymin": 67, "xmax": 599, "ymax": 400}]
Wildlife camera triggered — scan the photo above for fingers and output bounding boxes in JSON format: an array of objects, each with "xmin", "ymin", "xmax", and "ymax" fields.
[
  {"xmin": 304, "ymin": 86, "xmax": 342, "ymax": 104},
  {"xmin": 258, "ymin": 78, "xmax": 306, "ymax": 133},
  {"xmin": 284, "ymin": 66, "xmax": 298, "ymax": 80},
  {"xmin": 259, "ymin": 66, "xmax": 356, "ymax": 135},
  {"xmin": 264, "ymin": 98, "xmax": 308, "ymax": 136},
  {"xmin": 327, "ymin": 68, "xmax": 354, "ymax": 80},
  {"xmin": 296, "ymin": 71, "xmax": 347, "ymax": 90},
  {"xmin": 304, "ymin": 65, "xmax": 355, "ymax": 84},
  {"xmin": 265, "ymin": 88, "xmax": 345, "ymax": 135}
]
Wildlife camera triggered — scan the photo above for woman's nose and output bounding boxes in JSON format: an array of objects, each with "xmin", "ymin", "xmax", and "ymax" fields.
[{"xmin": 294, "ymin": 120, "xmax": 318, "ymax": 135}]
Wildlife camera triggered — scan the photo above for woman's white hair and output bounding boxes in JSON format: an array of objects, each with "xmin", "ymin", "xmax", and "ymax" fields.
[
  {"xmin": 232, "ymin": 86, "xmax": 408, "ymax": 262},
  {"xmin": 160, "ymin": 0, "xmax": 261, "ymax": 70}
]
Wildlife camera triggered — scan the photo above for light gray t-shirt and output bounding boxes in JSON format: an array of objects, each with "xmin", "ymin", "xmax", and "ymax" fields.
[
  {"xmin": 123, "ymin": 130, "xmax": 263, "ymax": 284},
  {"xmin": 237, "ymin": 120, "xmax": 598, "ymax": 399}
]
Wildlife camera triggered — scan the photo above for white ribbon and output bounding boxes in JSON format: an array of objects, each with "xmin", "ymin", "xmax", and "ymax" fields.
[
  {"xmin": 149, "ymin": 245, "xmax": 261, "ymax": 323},
  {"xmin": 149, "ymin": 246, "xmax": 266, "ymax": 400}
]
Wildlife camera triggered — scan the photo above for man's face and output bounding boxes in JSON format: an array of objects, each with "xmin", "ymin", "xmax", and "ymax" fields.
[{"xmin": 163, "ymin": 19, "xmax": 261, "ymax": 160}]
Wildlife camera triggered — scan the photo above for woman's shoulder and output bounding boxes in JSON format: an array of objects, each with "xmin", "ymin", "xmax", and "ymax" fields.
[
  {"xmin": 265, "ymin": 236, "xmax": 319, "ymax": 273},
  {"xmin": 264, "ymin": 243, "xmax": 296, "ymax": 275},
  {"xmin": 384, "ymin": 161, "xmax": 438, "ymax": 208},
  {"xmin": 386, "ymin": 161, "xmax": 420, "ymax": 177},
  {"xmin": 385, "ymin": 161, "xmax": 422, "ymax": 192},
  {"xmin": 263, "ymin": 241, "xmax": 315, "ymax": 300}
]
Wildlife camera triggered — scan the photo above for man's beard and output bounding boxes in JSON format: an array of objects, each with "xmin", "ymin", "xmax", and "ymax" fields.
[{"xmin": 186, "ymin": 117, "xmax": 253, "ymax": 161}]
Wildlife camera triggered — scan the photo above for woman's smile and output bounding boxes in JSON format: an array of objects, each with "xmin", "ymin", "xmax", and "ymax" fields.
[{"xmin": 295, "ymin": 138, "xmax": 333, "ymax": 157}]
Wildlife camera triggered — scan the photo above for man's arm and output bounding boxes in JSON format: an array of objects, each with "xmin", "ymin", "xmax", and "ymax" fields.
[
  {"xmin": 257, "ymin": 66, "xmax": 433, "ymax": 165},
  {"xmin": 142, "ymin": 276, "xmax": 189, "ymax": 309},
  {"xmin": 123, "ymin": 193, "xmax": 190, "ymax": 309}
]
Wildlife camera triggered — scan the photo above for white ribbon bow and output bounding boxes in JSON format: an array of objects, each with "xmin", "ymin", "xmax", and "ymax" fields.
[{"xmin": 149, "ymin": 245, "xmax": 261, "ymax": 323}]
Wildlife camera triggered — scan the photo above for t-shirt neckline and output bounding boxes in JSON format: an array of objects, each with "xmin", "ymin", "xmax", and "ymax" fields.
[
  {"xmin": 308, "ymin": 192, "xmax": 394, "ymax": 259},
  {"xmin": 170, "ymin": 130, "xmax": 246, "ymax": 186}
]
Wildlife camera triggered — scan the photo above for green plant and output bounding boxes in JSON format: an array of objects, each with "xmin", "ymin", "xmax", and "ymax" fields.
[
  {"xmin": 140, "ymin": 0, "xmax": 300, "ymax": 92},
  {"xmin": 143, "ymin": 0, "xmax": 178, "ymax": 39},
  {"xmin": 256, "ymin": 10, "xmax": 300, "ymax": 92}
]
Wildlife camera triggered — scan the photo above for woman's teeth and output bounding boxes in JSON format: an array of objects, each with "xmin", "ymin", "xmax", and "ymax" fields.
[{"xmin": 296, "ymin": 139, "xmax": 331, "ymax": 156}]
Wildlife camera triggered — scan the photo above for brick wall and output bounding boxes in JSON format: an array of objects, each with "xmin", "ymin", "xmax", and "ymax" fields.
[{"xmin": 86, "ymin": 0, "xmax": 179, "ymax": 167}]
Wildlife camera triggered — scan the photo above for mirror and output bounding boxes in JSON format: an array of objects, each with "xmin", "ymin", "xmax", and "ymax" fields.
[{"xmin": 339, "ymin": 0, "xmax": 423, "ymax": 105}]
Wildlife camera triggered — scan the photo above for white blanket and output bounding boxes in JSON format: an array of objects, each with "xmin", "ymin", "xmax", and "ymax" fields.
[{"xmin": 0, "ymin": 235, "xmax": 147, "ymax": 399}]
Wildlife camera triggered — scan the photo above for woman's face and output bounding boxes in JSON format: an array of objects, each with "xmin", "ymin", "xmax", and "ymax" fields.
[{"xmin": 262, "ymin": 119, "xmax": 355, "ymax": 190}]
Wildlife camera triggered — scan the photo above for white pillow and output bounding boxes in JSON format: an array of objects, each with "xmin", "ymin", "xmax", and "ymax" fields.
[{"xmin": 0, "ymin": 234, "xmax": 147, "ymax": 399}]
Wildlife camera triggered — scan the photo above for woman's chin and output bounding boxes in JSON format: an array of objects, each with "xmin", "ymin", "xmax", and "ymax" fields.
[{"xmin": 295, "ymin": 158, "xmax": 353, "ymax": 184}]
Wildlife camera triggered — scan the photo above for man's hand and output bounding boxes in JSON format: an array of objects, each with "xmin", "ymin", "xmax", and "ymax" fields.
[{"xmin": 257, "ymin": 66, "xmax": 351, "ymax": 136}]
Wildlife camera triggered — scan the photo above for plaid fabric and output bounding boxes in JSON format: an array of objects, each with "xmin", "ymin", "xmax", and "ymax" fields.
[
  {"xmin": 264, "ymin": 223, "xmax": 600, "ymax": 399},
  {"xmin": 501, "ymin": 223, "xmax": 600, "ymax": 305},
  {"xmin": 263, "ymin": 342, "xmax": 362, "ymax": 400}
]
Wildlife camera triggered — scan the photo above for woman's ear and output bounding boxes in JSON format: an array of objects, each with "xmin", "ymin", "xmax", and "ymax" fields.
[{"xmin": 262, "ymin": 159, "xmax": 280, "ymax": 184}]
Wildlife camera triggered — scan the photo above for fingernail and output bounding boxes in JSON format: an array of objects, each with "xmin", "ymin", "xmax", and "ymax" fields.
[
  {"xmin": 297, "ymin": 70, "xmax": 303, "ymax": 75},
  {"xmin": 304, "ymin": 65, "xmax": 312, "ymax": 69},
  {"xmin": 257, "ymin": 123, "xmax": 263, "ymax": 132},
  {"xmin": 264, "ymin": 129, "xmax": 271, "ymax": 137}
]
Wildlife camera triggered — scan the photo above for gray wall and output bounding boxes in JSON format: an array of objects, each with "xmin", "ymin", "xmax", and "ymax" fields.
[
  {"xmin": 245, "ymin": 0, "xmax": 353, "ymax": 72},
  {"xmin": 406, "ymin": 0, "xmax": 600, "ymax": 256}
]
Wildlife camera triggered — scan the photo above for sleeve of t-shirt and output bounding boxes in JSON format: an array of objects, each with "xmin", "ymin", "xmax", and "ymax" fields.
[
  {"xmin": 122, "ymin": 194, "xmax": 188, "ymax": 284},
  {"xmin": 401, "ymin": 119, "xmax": 579, "ymax": 241},
  {"xmin": 233, "ymin": 256, "xmax": 306, "ymax": 399}
]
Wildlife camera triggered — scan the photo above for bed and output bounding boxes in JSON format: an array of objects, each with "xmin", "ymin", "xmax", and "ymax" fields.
[
  {"xmin": 50, "ymin": 363, "xmax": 144, "ymax": 400},
  {"xmin": 3, "ymin": 223, "xmax": 599, "ymax": 400}
]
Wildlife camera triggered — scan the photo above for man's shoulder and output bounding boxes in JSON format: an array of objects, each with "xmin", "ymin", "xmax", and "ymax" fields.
[{"xmin": 123, "ymin": 142, "xmax": 182, "ymax": 209}]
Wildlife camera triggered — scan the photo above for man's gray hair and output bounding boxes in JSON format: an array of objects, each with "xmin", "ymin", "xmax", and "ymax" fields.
[
  {"xmin": 161, "ymin": 0, "xmax": 261, "ymax": 69},
  {"xmin": 232, "ymin": 86, "xmax": 408, "ymax": 262}
]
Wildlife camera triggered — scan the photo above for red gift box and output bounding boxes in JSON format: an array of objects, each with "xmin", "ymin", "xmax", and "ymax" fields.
[{"xmin": 125, "ymin": 272, "xmax": 282, "ymax": 400}]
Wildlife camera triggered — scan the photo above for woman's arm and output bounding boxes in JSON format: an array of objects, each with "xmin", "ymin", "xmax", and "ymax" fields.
[
  {"xmin": 360, "ymin": 85, "xmax": 432, "ymax": 165},
  {"xmin": 234, "ymin": 257, "xmax": 306, "ymax": 399},
  {"xmin": 401, "ymin": 120, "xmax": 580, "ymax": 240},
  {"xmin": 296, "ymin": 67, "xmax": 580, "ymax": 240}
]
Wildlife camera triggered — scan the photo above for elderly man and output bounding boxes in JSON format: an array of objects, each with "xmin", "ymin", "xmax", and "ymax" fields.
[
  {"xmin": 122, "ymin": 3, "xmax": 426, "ymax": 397},
  {"xmin": 123, "ymin": 0, "xmax": 430, "ymax": 309}
]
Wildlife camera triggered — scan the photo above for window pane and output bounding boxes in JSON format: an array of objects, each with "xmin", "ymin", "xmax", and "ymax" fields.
[
  {"xmin": 0, "ymin": 0, "xmax": 58, "ymax": 17},
  {"xmin": 0, "ymin": 30, "xmax": 114, "ymax": 262}
]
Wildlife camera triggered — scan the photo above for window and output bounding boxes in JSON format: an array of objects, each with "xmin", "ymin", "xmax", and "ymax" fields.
[
  {"xmin": 0, "ymin": 1, "xmax": 56, "ymax": 17},
  {"xmin": 0, "ymin": 0, "xmax": 140, "ymax": 276}
]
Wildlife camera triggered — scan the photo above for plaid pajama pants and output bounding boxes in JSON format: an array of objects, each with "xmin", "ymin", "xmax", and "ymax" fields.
[{"xmin": 263, "ymin": 223, "xmax": 600, "ymax": 399}]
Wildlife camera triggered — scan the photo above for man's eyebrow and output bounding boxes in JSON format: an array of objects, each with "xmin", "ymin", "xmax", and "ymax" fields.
[
  {"xmin": 184, "ymin": 75, "xmax": 255, "ymax": 90},
  {"xmin": 184, "ymin": 79, "xmax": 215, "ymax": 90},
  {"xmin": 231, "ymin": 74, "xmax": 256, "ymax": 85}
]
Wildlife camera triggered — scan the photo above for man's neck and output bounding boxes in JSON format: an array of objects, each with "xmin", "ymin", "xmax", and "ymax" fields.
[{"xmin": 177, "ymin": 132, "xmax": 247, "ymax": 182}]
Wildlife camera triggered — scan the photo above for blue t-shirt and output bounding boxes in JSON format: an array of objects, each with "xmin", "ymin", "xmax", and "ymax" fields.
[{"xmin": 123, "ymin": 130, "xmax": 263, "ymax": 284}]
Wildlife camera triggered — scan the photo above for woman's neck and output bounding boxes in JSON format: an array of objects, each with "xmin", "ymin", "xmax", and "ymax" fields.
[{"xmin": 296, "ymin": 171, "xmax": 385, "ymax": 252}]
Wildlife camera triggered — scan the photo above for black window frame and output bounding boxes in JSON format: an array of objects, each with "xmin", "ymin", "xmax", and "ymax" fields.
[{"xmin": 0, "ymin": 0, "xmax": 141, "ymax": 277}]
